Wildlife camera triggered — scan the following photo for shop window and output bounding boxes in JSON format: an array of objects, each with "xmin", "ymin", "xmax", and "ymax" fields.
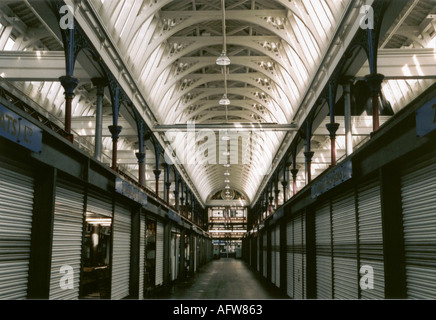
[
  {"xmin": 81, "ymin": 213, "xmax": 112, "ymax": 299},
  {"xmin": 145, "ymin": 220, "xmax": 156, "ymax": 289}
]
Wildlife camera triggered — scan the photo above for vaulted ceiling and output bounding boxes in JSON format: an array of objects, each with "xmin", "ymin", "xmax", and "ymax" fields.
[{"xmin": 0, "ymin": 0, "xmax": 434, "ymax": 207}]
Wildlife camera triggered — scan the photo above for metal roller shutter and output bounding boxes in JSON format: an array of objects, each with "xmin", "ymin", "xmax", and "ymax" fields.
[
  {"xmin": 275, "ymin": 225, "xmax": 280, "ymax": 288},
  {"xmin": 111, "ymin": 204, "xmax": 131, "ymax": 300},
  {"xmin": 155, "ymin": 221, "xmax": 164, "ymax": 286},
  {"xmin": 256, "ymin": 235, "xmax": 260, "ymax": 271},
  {"xmin": 263, "ymin": 232, "xmax": 267, "ymax": 278},
  {"xmin": 139, "ymin": 212, "xmax": 146, "ymax": 300},
  {"xmin": 193, "ymin": 236, "xmax": 197, "ymax": 272},
  {"xmin": 286, "ymin": 219, "xmax": 293, "ymax": 299},
  {"xmin": 271, "ymin": 228, "xmax": 275, "ymax": 284},
  {"xmin": 87, "ymin": 192, "xmax": 112, "ymax": 218},
  {"xmin": 293, "ymin": 213, "xmax": 306, "ymax": 299},
  {"xmin": 175, "ymin": 233, "xmax": 180, "ymax": 280},
  {"xmin": 249, "ymin": 238, "xmax": 252, "ymax": 267},
  {"xmin": 357, "ymin": 181, "xmax": 385, "ymax": 299},
  {"xmin": 0, "ymin": 164, "xmax": 34, "ymax": 300},
  {"xmin": 171, "ymin": 233, "xmax": 176, "ymax": 281},
  {"xmin": 332, "ymin": 192, "xmax": 358, "ymax": 299},
  {"xmin": 315, "ymin": 201, "xmax": 332, "ymax": 299},
  {"xmin": 401, "ymin": 159, "xmax": 436, "ymax": 299},
  {"xmin": 49, "ymin": 182, "xmax": 84, "ymax": 300}
]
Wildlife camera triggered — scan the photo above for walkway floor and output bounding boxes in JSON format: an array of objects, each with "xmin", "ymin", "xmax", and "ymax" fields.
[{"xmin": 156, "ymin": 258, "xmax": 289, "ymax": 300}]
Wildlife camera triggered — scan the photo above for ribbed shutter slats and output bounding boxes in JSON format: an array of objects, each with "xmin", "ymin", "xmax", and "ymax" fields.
[
  {"xmin": 401, "ymin": 160, "xmax": 436, "ymax": 299},
  {"xmin": 0, "ymin": 165, "xmax": 34, "ymax": 299},
  {"xmin": 111, "ymin": 204, "xmax": 131, "ymax": 300},
  {"xmin": 49, "ymin": 183, "xmax": 84, "ymax": 300}
]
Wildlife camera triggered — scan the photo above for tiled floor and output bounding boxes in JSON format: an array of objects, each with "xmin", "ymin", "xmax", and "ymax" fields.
[{"xmin": 156, "ymin": 258, "xmax": 289, "ymax": 300}]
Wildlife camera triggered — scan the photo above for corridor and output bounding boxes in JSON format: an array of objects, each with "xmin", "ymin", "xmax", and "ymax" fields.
[{"xmin": 157, "ymin": 258, "xmax": 289, "ymax": 300}]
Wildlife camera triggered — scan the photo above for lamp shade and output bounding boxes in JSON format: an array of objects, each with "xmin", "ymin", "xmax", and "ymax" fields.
[{"xmin": 216, "ymin": 52, "xmax": 231, "ymax": 66}]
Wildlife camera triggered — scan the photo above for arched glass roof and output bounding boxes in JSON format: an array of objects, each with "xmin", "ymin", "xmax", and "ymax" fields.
[{"xmin": 90, "ymin": 0, "xmax": 349, "ymax": 202}]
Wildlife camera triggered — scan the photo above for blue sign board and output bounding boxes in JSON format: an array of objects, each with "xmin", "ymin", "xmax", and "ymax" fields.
[
  {"xmin": 311, "ymin": 160, "xmax": 352, "ymax": 198},
  {"xmin": 0, "ymin": 103, "xmax": 42, "ymax": 153},
  {"xmin": 115, "ymin": 177, "xmax": 148, "ymax": 206},
  {"xmin": 168, "ymin": 209, "xmax": 182, "ymax": 224},
  {"xmin": 416, "ymin": 96, "xmax": 436, "ymax": 138},
  {"xmin": 271, "ymin": 207, "xmax": 284, "ymax": 223}
]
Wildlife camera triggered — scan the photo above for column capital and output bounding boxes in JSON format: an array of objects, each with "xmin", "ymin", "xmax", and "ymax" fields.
[
  {"xmin": 59, "ymin": 75, "xmax": 79, "ymax": 97},
  {"xmin": 281, "ymin": 180, "xmax": 288, "ymax": 187},
  {"xmin": 339, "ymin": 76, "xmax": 355, "ymax": 87},
  {"xmin": 304, "ymin": 151, "xmax": 315, "ymax": 162},
  {"xmin": 91, "ymin": 78, "xmax": 108, "ymax": 96},
  {"xmin": 153, "ymin": 169, "xmax": 162, "ymax": 178},
  {"xmin": 135, "ymin": 152, "xmax": 145, "ymax": 164},
  {"xmin": 108, "ymin": 125, "xmax": 123, "ymax": 141},
  {"xmin": 290, "ymin": 169, "xmax": 299, "ymax": 177},
  {"xmin": 365, "ymin": 73, "xmax": 385, "ymax": 95},
  {"xmin": 326, "ymin": 122, "xmax": 340, "ymax": 139}
]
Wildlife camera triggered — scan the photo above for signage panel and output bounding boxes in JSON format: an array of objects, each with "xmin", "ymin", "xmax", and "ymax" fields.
[
  {"xmin": 115, "ymin": 177, "xmax": 148, "ymax": 206},
  {"xmin": 0, "ymin": 103, "xmax": 42, "ymax": 153},
  {"xmin": 311, "ymin": 160, "xmax": 352, "ymax": 198},
  {"xmin": 416, "ymin": 96, "xmax": 436, "ymax": 138}
]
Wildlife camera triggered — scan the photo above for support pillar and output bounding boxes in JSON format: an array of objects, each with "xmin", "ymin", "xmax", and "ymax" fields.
[
  {"xmin": 59, "ymin": 75, "xmax": 79, "ymax": 143},
  {"xmin": 342, "ymin": 78, "xmax": 354, "ymax": 156},
  {"xmin": 304, "ymin": 151, "xmax": 314, "ymax": 184},
  {"xmin": 153, "ymin": 143, "xmax": 161, "ymax": 197},
  {"xmin": 327, "ymin": 80, "xmax": 340, "ymax": 167},
  {"xmin": 91, "ymin": 78, "xmax": 107, "ymax": 161},
  {"xmin": 153, "ymin": 169, "xmax": 161, "ymax": 197},
  {"xmin": 180, "ymin": 180, "xmax": 185, "ymax": 216},
  {"xmin": 365, "ymin": 73, "xmax": 385, "ymax": 132},
  {"xmin": 136, "ymin": 151, "xmax": 146, "ymax": 186},
  {"xmin": 108, "ymin": 125, "xmax": 122, "ymax": 171},
  {"xmin": 291, "ymin": 169, "xmax": 299, "ymax": 196},
  {"xmin": 174, "ymin": 171, "xmax": 179, "ymax": 210},
  {"xmin": 304, "ymin": 118, "xmax": 314, "ymax": 184}
]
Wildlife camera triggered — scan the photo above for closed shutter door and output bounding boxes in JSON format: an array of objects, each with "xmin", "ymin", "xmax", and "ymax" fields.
[
  {"xmin": 256, "ymin": 235, "xmax": 260, "ymax": 271},
  {"xmin": 193, "ymin": 236, "xmax": 197, "ymax": 272},
  {"xmin": 49, "ymin": 182, "xmax": 84, "ymax": 300},
  {"xmin": 139, "ymin": 212, "xmax": 146, "ymax": 299},
  {"xmin": 155, "ymin": 221, "xmax": 164, "ymax": 286},
  {"xmin": 249, "ymin": 238, "xmax": 252, "ymax": 266},
  {"xmin": 0, "ymin": 164, "xmax": 34, "ymax": 299},
  {"xmin": 111, "ymin": 204, "xmax": 131, "ymax": 300},
  {"xmin": 315, "ymin": 201, "xmax": 332, "ymax": 299},
  {"xmin": 275, "ymin": 225, "xmax": 280, "ymax": 288},
  {"xmin": 171, "ymin": 233, "xmax": 176, "ymax": 281},
  {"xmin": 87, "ymin": 192, "xmax": 112, "ymax": 217},
  {"xmin": 294, "ymin": 213, "xmax": 305, "ymax": 299},
  {"xmin": 332, "ymin": 192, "xmax": 358, "ymax": 299},
  {"xmin": 401, "ymin": 159, "xmax": 436, "ymax": 299},
  {"xmin": 263, "ymin": 233, "xmax": 267, "ymax": 278},
  {"xmin": 175, "ymin": 233, "xmax": 180, "ymax": 280},
  {"xmin": 286, "ymin": 219, "xmax": 293, "ymax": 298},
  {"xmin": 357, "ymin": 181, "xmax": 385, "ymax": 299},
  {"xmin": 271, "ymin": 228, "xmax": 275, "ymax": 284}
]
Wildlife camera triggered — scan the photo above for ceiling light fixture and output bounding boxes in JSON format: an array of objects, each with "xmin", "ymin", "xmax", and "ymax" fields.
[
  {"xmin": 216, "ymin": 51, "xmax": 230, "ymax": 66},
  {"xmin": 217, "ymin": 0, "xmax": 231, "ymax": 110},
  {"xmin": 219, "ymin": 94, "xmax": 231, "ymax": 105}
]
